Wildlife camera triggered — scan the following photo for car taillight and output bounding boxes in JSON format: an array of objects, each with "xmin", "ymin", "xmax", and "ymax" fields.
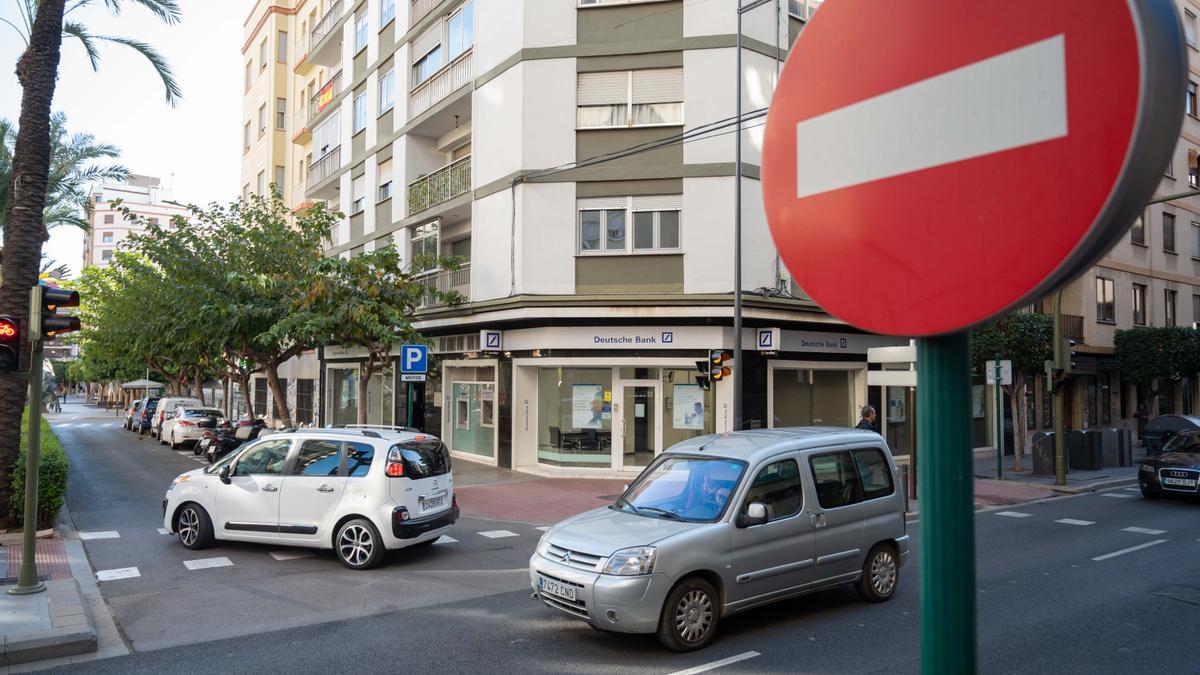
[
  {"xmin": 179, "ymin": 421, "xmax": 195, "ymax": 427},
  {"xmin": 394, "ymin": 506, "xmax": 410, "ymax": 523},
  {"xmin": 385, "ymin": 447, "xmax": 405, "ymax": 477}
]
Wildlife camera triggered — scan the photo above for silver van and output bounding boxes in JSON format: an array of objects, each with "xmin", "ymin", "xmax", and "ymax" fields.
[{"xmin": 529, "ymin": 428, "xmax": 909, "ymax": 652}]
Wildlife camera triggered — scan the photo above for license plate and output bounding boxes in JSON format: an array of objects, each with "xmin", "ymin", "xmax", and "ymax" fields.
[
  {"xmin": 1162, "ymin": 477, "xmax": 1197, "ymax": 488},
  {"xmin": 420, "ymin": 494, "xmax": 446, "ymax": 511},
  {"xmin": 538, "ymin": 576, "xmax": 577, "ymax": 602}
]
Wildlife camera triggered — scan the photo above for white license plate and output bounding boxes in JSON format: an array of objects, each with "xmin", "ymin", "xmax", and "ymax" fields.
[
  {"xmin": 420, "ymin": 494, "xmax": 446, "ymax": 511},
  {"xmin": 1162, "ymin": 477, "xmax": 1197, "ymax": 488},
  {"xmin": 539, "ymin": 576, "xmax": 577, "ymax": 602}
]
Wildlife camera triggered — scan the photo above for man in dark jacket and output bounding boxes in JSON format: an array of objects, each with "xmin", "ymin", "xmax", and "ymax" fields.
[{"xmin": 855, "ymin": 405, "xmax": 878, "ymax": 432}]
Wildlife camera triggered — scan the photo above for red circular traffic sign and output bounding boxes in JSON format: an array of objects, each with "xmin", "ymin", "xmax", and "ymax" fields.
[{"xmin": 763, "ymin": 0, "xmax": 1185, "ymax": 336}]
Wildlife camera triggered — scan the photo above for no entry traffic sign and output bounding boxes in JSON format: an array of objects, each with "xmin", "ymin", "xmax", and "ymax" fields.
[{"xmin": 763, "ymin": 0, "xmax": 1186, "ymax": 336}]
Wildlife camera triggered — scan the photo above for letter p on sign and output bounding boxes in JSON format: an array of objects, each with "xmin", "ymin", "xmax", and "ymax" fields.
[{"xmin": 401, "ymin": 345, "xmax": 428, "ymax": 374}]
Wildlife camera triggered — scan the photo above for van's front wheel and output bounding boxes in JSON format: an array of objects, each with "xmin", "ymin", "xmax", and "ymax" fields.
[{"xmin": 657, "ymin": 577, "xmax": 719, "ymax": 652}]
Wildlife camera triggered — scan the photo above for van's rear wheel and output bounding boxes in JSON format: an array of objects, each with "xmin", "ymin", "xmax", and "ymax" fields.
[
  {"xmin": 657, "ymin": 577, "xmax": 719, "ymax": 652},
  {"xmin": 856, "ymin": 544, "xmax": 899, "ymax": 602}
]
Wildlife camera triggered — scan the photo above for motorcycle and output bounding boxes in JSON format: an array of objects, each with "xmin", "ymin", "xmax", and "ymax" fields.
[{"xmin": 198, "ymin": 419, "xmax": 267, "ymax": 464}]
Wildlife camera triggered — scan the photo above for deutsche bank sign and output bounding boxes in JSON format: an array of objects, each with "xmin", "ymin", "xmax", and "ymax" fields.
[{"xmin": 400, "ymin": 344, "xmax": 428, "ymax": 374}]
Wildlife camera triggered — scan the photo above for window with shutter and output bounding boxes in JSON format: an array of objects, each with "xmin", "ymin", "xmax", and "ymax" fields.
[
  {"xmin": 577, "ymin": 69, "xmax": 683, "ymax": 128},
  {"xmin": 378, "ymin": 159, "xmax": 393, "ymax": 201},
  {"xmin": 352, "ymin": 176, "xmax": 366, "ymax": 214}
]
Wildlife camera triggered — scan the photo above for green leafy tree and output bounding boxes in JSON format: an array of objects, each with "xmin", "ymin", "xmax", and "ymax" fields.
[
  {"xmin": 1114, "ymin": 326, "xmax": 1200, "ymax": 412},
  {"xmin": 281, "ymin": 245, "xmax": 462, "ymax": 425},
  {"xmin": 971, "ymin": 312, "xmax": 1054, "ymax": 470}
]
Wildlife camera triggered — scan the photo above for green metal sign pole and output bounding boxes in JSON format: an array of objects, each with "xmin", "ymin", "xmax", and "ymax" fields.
[
  {"xmin": 994, "ymin": 355, "xmax": 1003, "ymax": 480},
  {"xmin": 917, "ymin": 332, "xmax": 976, "ymax": 674},
  {"xmin": 11, "ymin": 286, "xmax": 45, "ymax": 596}
]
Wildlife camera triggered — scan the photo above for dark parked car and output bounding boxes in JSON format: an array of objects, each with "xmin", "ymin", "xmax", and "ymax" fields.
[
  {"xmin": 134, "ymin": 397, "xmax": 161, "ymax": 435},
  {"xmin": 1139, "ymin": 429, "xmax": 1200, "ymax": 499},
  {"xmin": 1139, "ymin": 414, "xmax": 1200, "ymax": 454}
]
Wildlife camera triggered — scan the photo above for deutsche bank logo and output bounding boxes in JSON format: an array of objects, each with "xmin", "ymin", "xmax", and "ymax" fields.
[
  {"xmin": 758, "ymin": 330, "xmax": 774, "ymax": 348},
  {"xmin": 400, "ymin": 345, "xmax": 428, "ymax": 374},
  {"xmin": 661, "ymin": 331, "xmax": 674, "ymax": 344},
  {"xmin": 483, "ymin": 330, "xmax": 502, "ymax": 350}
]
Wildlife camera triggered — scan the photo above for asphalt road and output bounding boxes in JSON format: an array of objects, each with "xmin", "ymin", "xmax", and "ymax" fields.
[{"xmin": 47, "ymin": 405, "xmax": 1200, "ymax": 674}]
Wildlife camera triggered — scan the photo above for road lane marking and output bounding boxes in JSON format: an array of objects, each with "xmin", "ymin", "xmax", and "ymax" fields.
[
  {"xmin": 1122, "ymin": 527, "xmax": 1167, "ymax": 535},
  {"xmin": 535, "ymin": 526, "xmax": 551, "ymax": 532},
  {"xmin": 96, "ymin": 567, "xmax": 140, "ymax": 581},
  {"xmin": 57, "ymin": 423, "xmax": 72, "ymax": 427},
  {"xmin": 479, "ymin": 530, "xmax": 519, "ymax": 539},
  {"xmin": 1124, "ymin": 487, "xmax": 1140, "ymax": 492},
  {"xmin": 157, "ymin": 528, "xmax": 169, "ymax": 535},
  {"xmin": 434, "ymin": 536, "xmax": 458, "ymax": 544},
  {"xmin": 1054, "ymin": 519, "xmax": 1095, "ymax": 526},
  {"xmin": 1101, "ymin": 493, "xmax": 1136, "ymax": 499},
  {"xmin": 269, "ymin": 550, "xmax": 315, "ymax": 561},
  {"xmin": 667, "ymin": 651, "xmax": 762, "ymax": 675},
  {"xmin": 183, "ymin": 556, "xmax": 234, "ymax": 570},
  {"xmin": 79, "ymin": 531, "xmax": 120, "ymax": 540},
  {"xmin": 994, "ymin": 511, "xmax": 1034, "ymax": 518},
  {"xmin": 75, "ymin": 423, "xmax": 91, "ymax": 428},
  {"xmin": 794, "ymin": 35, "xmax": 1067, "ymax": 199},
  {"xmin": 1092, "ymin": 539, "xmax": 1168, "ymax": 561}
]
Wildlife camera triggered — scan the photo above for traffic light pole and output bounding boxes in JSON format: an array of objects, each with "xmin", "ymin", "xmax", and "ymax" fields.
[
  {"xmin": 10, "ymin": 286, "xmax": 45, "ymax": 596},
  {"xmin": 916, "ymin": 332, "xmax": 976, "ymax": 674},
  {"xmin": 1053, "ymin": 290, "xmax": 1067, "ymax": 487}
]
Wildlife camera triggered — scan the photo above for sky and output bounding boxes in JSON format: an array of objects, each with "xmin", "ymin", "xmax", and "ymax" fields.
[{"xmin": 0, "ymin": 0, "xmax": 245, "ymax": 277}]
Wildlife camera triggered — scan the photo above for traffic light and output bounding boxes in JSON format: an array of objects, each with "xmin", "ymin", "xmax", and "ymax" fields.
[
  {"xmin": 1061, "ymin": 338, "xmax": 1078, "ymax": 375},
  {"xmin": 37, "ymin": 287, "xmax": 80, "ymax": 339},
  {"xmin": 0, "ymin": 316, "xmax": 18, "ymax": 373},
  {"xmin": 1049, "ymin": 367, "xmax": 1066, "ymax": 393},
  {"xmin": 709, "ymin": 350, "xmax": 732, "ymax": 381}
]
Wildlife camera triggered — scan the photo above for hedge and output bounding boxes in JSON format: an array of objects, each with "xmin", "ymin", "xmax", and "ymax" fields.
[{"xmin": 11, "ymin": 410, "xmax": 70, "ymax": 529}]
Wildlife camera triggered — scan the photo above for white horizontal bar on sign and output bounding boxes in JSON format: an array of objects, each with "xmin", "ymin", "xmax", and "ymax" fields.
[
  {"xmin": 867, "ymin": 370, "xmax": 917, "ymax": 388},
  {"xmin": 795, "ymin": 35, "xmax": 1068, "ymax": 199},
  {"xmin": 867, "ymin": 345, "xmax": 917, "ymax": 364}
]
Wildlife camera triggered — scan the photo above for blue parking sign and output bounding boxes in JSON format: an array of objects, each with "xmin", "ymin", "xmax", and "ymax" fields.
[{"xmin": 400, "ymin": 344, "xmax": 428, "ymax": 374}]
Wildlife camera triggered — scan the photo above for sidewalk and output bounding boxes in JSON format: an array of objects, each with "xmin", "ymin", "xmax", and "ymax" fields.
[
  {"xmin": 0, "ymin": 535, "xmax": 96, "ymax": 667},
  {"xmin": 972, "ymin": 448, "xmax": 1142, "ymax": 493}
]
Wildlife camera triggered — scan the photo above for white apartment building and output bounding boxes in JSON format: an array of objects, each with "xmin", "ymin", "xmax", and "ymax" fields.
[{"xmin": 82, "ymin": 175, "xmax": 188, "ymax": 269}]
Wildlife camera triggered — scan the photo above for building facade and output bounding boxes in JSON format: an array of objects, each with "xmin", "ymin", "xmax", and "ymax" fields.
[{"xmin": 82, "ymin": 175, "xmax": 187, "ymax": 270}]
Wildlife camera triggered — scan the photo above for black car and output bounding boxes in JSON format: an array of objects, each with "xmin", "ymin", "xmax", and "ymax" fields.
[
  {"xmin": 135, "ymin": 397, "xmax": 161, "ymax": 435},
  {"xmin": 1139, "ymin": 414, "xmax": 1200, "ymax": 454},
  {"xmin": 1139, "ymin": 429, "xmax": 1200, "ymax": 499}
]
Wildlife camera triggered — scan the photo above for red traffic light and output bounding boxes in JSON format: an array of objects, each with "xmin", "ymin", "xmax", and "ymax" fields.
[
  {"xmin": 0, "ymin": 317, "xmax": 17, "ymax": 341},
  {"xmin": 0, "ymin": 316, "xmax": 18, "ymax": 373}
]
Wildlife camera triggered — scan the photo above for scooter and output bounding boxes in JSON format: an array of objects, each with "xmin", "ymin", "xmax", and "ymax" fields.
[{"xmin": 198, "ymin": 419, "xmax": 267, "ymax": 464}]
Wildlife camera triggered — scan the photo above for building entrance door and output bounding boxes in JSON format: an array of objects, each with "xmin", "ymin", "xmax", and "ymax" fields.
[{"xmin": 614, "ymin": 380, "xmax": 662, "ymax": 471}]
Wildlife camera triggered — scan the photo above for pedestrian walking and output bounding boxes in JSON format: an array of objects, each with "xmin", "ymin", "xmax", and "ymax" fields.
[{"xmin": 855, "ymin": 405, "xmax": 878, "ymax": 433}]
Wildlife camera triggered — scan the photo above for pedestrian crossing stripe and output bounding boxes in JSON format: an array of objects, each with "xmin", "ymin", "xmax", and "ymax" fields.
[
  {"xmin": 1054, "ymin": 519, "xmax": 1095, "ymax": 526},
  {"xmin": 183, "ymin": 557, "xmax": 233, "ymax": 570},
  {"xmin": 433, "ymin": 536, "xmax": 457, "ymax": 544},
  {"xmin": 994, "ymin": 511, "xmax": 1034, "ymax": 518},
  {"xmin": 96, "ymin": 567, "xmax": 140, "ymax": 581},
  {"xmin": 79, "ymin": 531, "xmax": 120, "ymax": 540},
  {"xmin": 479, "ymin": 530, "xmax": 519, "ymax": 539}
]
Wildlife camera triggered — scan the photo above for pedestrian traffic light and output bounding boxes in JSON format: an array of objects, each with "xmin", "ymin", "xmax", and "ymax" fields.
[
  {"xmin": 1061, "ymin": 338, "xmax": 1078, "ymax": 375},
  {"xmin": 37, "ymin": 287, "xmax": 80, "ymax": 339},
  {"xmin": 709, "ymin": 350, "xmax": 732, "ymax": 381},
  {"xmin": 0, "ymin": 316, "xmax": 19, "ymax": 373},
  {"xmin": 1049, "ymin": 367, "xmax": 1066, "ymax": 393}
]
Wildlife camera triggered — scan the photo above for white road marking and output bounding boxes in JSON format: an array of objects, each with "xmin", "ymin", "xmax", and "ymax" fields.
[
  {"xmin": 183, "ymin": 556, "xmax": 234, "ymax": 570},
  {"xmin": 1124, "ymin": 487, "xmax": 1140, "ymax": 492},
  {"xmin": 79, "ymin": 531, "xmax": 120, "ymax": 540},
  {"xmin": 794, "ymin": 35, "xmax": 1067, "ymax": 199},
  {"xmin": 535, "ymin": 526, "xmax": 551, "ymax": 532},
  {"xmin": 157, "ymin": 528, "xmax": 170, "ymax": 535},
  {"xmin": 479, "ymin": 530, "xmax": 519, "ymax": 539},
  {"xmin": 667, "ymin": 651, "xmax": 762, "ymax": 675},
  {"xmin": 57, "ymin": 423, "xmax": 72, "ymax": 427},
  {"xmin": 96, "ymin": 567, "xmax": 140, "ymax": 582},
  {"xmin": 994, "ymin": 511, "xmax": 1034, "ymax": 518},
  {"xmin": 1101, "ymin": 493, "xmax": 1136, "ymax": 499},
  {"xmin": 433, "ymin": 536, "xmax": 458, "ymax": 545},
  {"xmin": 269, "ymin": 550, "xmax": 315, "ymax": 561},
  {"xmin": 1054, "ymin": 519, "xmax": 1095, "ymax": 526},
  {"xmin": 1092, "ymin": 539, "xmax": 1168, "ymax": 561},
  {"xmin": 75, "ymin": 423, "xmax": 92, "ymax": 428},
  {"xmin": 1122, "ymin": 526, "xmax": 1167, "ymax": 535}
]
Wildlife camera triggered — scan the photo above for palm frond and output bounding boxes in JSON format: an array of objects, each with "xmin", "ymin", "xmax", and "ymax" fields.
[
  {"xmin": 0, "ymin": 16, "xmax": 29, "ymax": 45},
  {"xmin": 62, "ymin": 21, "xmax": 101, "ymax": 70},
  {"xmin": 96, "ymin": 35, "xmax": 182, "ymax": 105},
  {"xmin": 104, "ymin": 0, "xmax": 182, "ymax": 25}
]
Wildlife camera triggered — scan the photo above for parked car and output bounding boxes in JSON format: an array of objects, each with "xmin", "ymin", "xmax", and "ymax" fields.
[
  {"xmin": 530, "ymin": 428, "xmax": 909, "ymax": 652},
  {"xmin": 161, "ymin": 407, "xmax": 226, "ymax": 450},
  {"xmin": 1139, "ymin": 428, "xmax": 1200, "ymax": 499},
  {"xmin": 124, "ymin": 401, "xmax": 143, "ymax": 430},
  {"xmin": 163, "ymin": 427, "xmax": 458, "ymax": 569},
  {"xmin": 198, "ymin": 419, "xmax": 268, "ymax": 463},
  {"xmin": 1139, "ymin": 414, "xmax": 1200, "ymax": 454},
  {"xmin": 133, "ymin": 397, "xmax": 161, "ymax": 435},
  {"xmin": 151, "ymin": 397, "xmax": 202, "ymax": 439}
]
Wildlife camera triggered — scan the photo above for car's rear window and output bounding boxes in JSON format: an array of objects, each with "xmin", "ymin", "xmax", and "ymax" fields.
[
  {"xmin": 391, "ymin": 439, "xmax": 451, "ymax": 478},
  {"xmin": 183, "ymin": 409, "xmax": 222, "ymax": 418}
]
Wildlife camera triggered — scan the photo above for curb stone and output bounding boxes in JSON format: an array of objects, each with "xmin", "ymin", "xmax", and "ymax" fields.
[{"xmin": 2, "ymin": 579, "xmax": 97, "ymax": 665}]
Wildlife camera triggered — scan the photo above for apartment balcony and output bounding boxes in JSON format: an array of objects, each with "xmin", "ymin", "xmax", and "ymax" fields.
[
  {"xmin": 411, "ymin": 0, "xmax": 440, "ymax": 26},
  {"xmin": 407, "ymin": 156, "xmax": 471, "ymax": 215},
  {"xmin": 789, "ymin": 0, "xmax": 823, "ymax": 20},
  {"xmin": 308, "ymin": 146, "xmax": 342, "ymax": 198},
  {"xmin": 292, "ymin": 105, "xmax": 311, "ymax": 144},
  {"xmin": 309, "ymin": 0, "xmax": 346, "ymax": 67},
  {"xmin": 310, "ymin": 70, "xmax": 343, "ymax": 125},
  {"xmin": 1061, "ymin": 314, "xmax": 1084, "ymax": 341},
  {"xmin": 416, "ymin": 265, "xmax": 471, "ymax": 309},
  {"xmin": 410, "ymin": 50, "xmax": 473, "ymax": 119}
]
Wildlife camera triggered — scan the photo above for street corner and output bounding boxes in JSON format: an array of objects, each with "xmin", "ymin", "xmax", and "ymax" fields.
[
  {"xmin": 974, "ymin": 479, "xmax": 1057, "ymax": 508},
  {"xmin": 454, "ymin": 478, "xmax": 629, "ymax": 525}
]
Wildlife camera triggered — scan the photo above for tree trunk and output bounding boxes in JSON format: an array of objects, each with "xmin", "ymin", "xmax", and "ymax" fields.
[
  {"xmin": 357, "ymin": 358, "xmax": 379, "ymax": 426},
  {"xmin": 0, "ymin": 0, "xmax": 67, "ymax": 528},
  {"xmin": 238, "ymin": 371, "xmax": 253, "ymax": 421},
  {"xmin": 1007, "ymin": 375, "xmax": 1027, "ymax": 471},
  {"xmin": 264, "ymin": 360, "xmax": 293, "ymax": 428},
  {"xmin": 195, "ymin": 366, "xmax": 205, "ymax": 405},
  {"xmin": 222, "ymin": 375, "xmax": 231, "ymax": 419}
]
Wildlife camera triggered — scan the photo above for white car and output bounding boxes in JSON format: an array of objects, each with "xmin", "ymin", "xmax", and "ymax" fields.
[
  {"xmin": 151, "ymin": 397, "xmax": 202, "ymax": 438},
  {"xmin": 161, "ymin": 407, "xmax": 225, "ymax": 449},
  {"xmin": 162, "ymin": 427, "xmax": 458, "ymax": 569}
]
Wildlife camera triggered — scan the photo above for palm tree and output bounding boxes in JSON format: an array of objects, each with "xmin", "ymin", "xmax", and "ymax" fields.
[{"xmin": 0, "ymin": 0, "xmax": 180, "ymax": 527}]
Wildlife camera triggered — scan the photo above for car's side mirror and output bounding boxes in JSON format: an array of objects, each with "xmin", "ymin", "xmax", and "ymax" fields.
[
  {"xmin": 218, "ymin": 465, "xmax": 232, "ymax": 485},
  {"xmin": 738, "ymin": 502, "xmax": 768, "ymax": 528}
]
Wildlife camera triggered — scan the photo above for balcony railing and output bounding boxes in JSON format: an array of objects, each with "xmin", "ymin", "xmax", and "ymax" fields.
[
  {"xmin": 311, "ymin": 0, "xmax": 344, "ymax": 47},
  {"xmin": 416, "ymin": 265, "xmax": 471, "ymax": 308},
  {"xmin": 308, "ymin": 146, "xmax": 341, "ymax": 188},
  {"xmin": 407, "ymin": 156, "xmax": 471, "ymax": 215},
  {"xmin": 1061, "ymin": 314, "xmax": 1084, "ymax": 341},
  {"xmin": 310, "ymin": 70, "xmax": 343, "ymax": 121},
  {"xmin": 410, "ymin": 50, "xmax": 473, "ymax": 118},
  {"xmin": 411, "ymin": 0, "xmax": 439, "ymax": 25}
]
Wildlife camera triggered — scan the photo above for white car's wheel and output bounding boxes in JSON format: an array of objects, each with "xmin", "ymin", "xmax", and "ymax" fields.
[
  {"xmin": 335, "ymin": 519, "xmax": 384, "ymax": 570},
  {"xmin": 169, "ymin": 431, "xmax": 179, "ymax": 450},
  {"xmin": 176, "ymin": 503, "xmax": 214, "ymax": 549}
]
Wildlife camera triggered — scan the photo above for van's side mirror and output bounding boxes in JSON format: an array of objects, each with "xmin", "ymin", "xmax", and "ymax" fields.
[
  {"xmin": 739, "ymin": 502, "xmax": 768, "ymax": 528},
  {"xmin": 218, "ymin": 465, "xmax": 232, "ymax": 485}
]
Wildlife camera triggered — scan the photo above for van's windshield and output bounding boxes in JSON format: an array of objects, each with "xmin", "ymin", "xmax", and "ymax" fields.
[{"xmin": 613, "ymin": 455, "xmax": 747, "ymax": 523}]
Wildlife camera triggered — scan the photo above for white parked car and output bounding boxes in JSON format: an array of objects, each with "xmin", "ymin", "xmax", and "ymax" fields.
[
  {"xmin": 151, "ymin": 397, "xmax": 202, "ymax": 438},
  {"xmin": 162, "ymin": 427, "xmax": 458, "ymax": 569},
  {"xmin": 161, "ymin": 407, "xmax": 226, "ymax": 449}
]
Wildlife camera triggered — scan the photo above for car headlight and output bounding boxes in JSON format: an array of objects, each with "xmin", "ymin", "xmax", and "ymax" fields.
[
  {"xmin": 536, "ymin": 532, "xmax": 552, "ymax": 557},
  {"xmin": 602, "ymin": 546, "xmax": 657, "ymax": 576},
  {"xmin": 1140, "ymin": 464, "xmax": 1155, "ymax": 474}
]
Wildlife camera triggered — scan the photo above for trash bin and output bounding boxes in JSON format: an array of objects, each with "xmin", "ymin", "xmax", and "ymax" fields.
[
  {"xmin": 1032, "ymin": 431, "xmax": 1056, "ymax": 475},
  {"xmin": 1100, "ymin": 428, "xmax": 1119, "ymax": 467},
  {"xmin": 1118, "ymin": 426, "xmax": 1134, "ymax": 466},
  {"xmin": 1077, "ymin": 429, "xmax": 1103, "ymax": 471},
  {"xmin": 1067, "ymin": 429, "xmax": 1087, "ymax": 470}
]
